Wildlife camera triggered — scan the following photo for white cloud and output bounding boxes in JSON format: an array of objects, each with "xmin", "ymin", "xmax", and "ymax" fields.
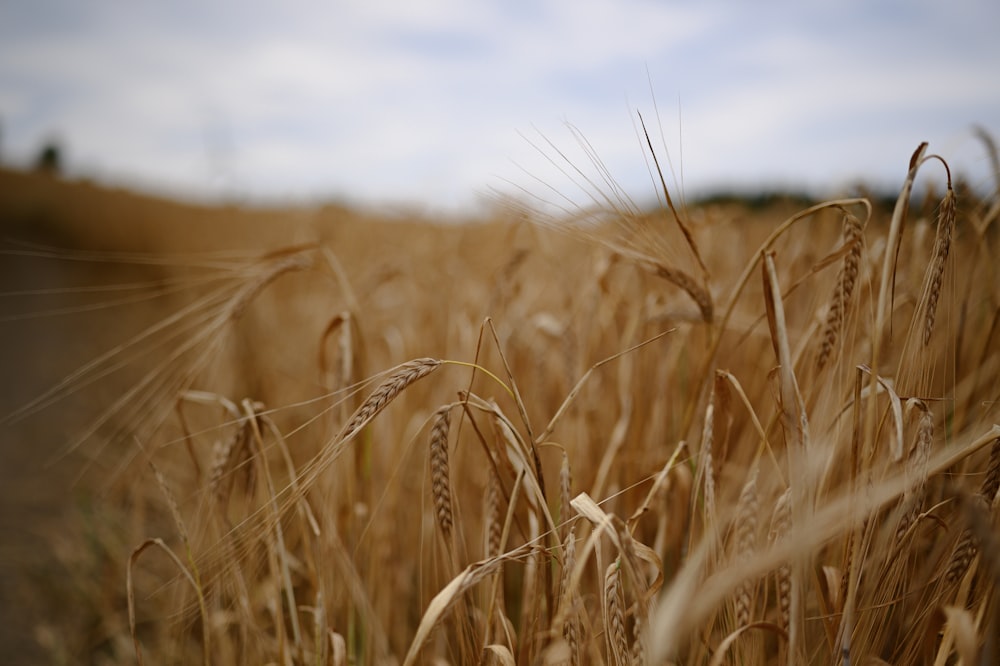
[{"xmin": 0, "ymin": 0, "xmax": 997, "ymax": 210}]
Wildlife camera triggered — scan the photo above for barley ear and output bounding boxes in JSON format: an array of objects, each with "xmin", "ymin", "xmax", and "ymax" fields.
[
  {"xmin": 923, "ymin": 187, "xmax": 956, "ymax": 346},
  {"xmin": 485, "ymin": 467, "xmax": 503, "ymax": 558},
  {"xmin": 955, "ymin": 488, "xmax": 1000, "ymax": 587},
  {"xmin": 818, "ymin": 212, "xmax": 864, "ymax": 369},
  {"xmin": 558, "ymin": 528, "xmax": 580, "ymax": 666},
  {"xmin": 946, "ymin": 512, "xmax": 982, "ymax": 585},
  {"xmin": 733, "ymin": 465, "xmax": 760, "ymax": 628},
  {"xmin": 945, "ymin": 437, "xmax": 1000, "ymax": 584},
  {"xmin": 342, "ymin": 358, "xmax": 441, "ymax": 438},
  {"xmin": 979, "ymin": 437, "xmax": 1000, "ymax": 503},
  {"xmin": 896, "ymin": 402, "xmax": 933, "ymax": 542},
  {"xmin": 769, "ymin": 488, "xmax": 793, "ymax": 633},
  {"xmin": 329, "ymin": 631, "xmax": 347, "ymax": 666},
  {"xmin": 560, "ymin": 450, "xmax": 574, "ymax": 540},
  {"xmin": 149, "ymin": 460, "xmax": 190, "ymax": 551},
  {"xmin": 429, "ymin": 405, "xmax": 454, "ymax": 539},
  {"xmin": 604, "ymin": 558, "xmax": 630, "ymax": 666},
  {"xmin": 209, "ymin": 420, "xmax": 250, "ymax": 509},
  {"xmin": 649, "ymin": 261, "xmax": 713, "ymax": 323}
]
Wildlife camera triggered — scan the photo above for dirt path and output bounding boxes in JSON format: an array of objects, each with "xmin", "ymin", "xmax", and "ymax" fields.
[
  {"xmin": 0, "ymin": 239, "xmax": 170, "ymax": 660},
  {"xmin": 0, "ymin": 249, "xmax": 92, "ymax": 660}
]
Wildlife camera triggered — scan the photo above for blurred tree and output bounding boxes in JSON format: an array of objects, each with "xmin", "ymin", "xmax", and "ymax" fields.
[{"xmin": 34, "ymin": 140, "xmax": 62, "ymax": 175}]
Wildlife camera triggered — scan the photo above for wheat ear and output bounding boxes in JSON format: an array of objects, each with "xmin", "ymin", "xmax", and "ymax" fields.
[
  {"xmin": 429, "ymin": 405, "xmax": 454, "ymax": 539},
  {"xmin": 560, "ymin": 450, "xmax": 574, "ymax": 540},
  {"xmin": 342, "ymin": 358, "xmax": 441, "ymax": 438},
  {"xmin": 485, "ymin": 468, "xmax": 503, "ymax": 558},
  {"xmin": 700, "ymin": 396, "xmax": 718, "ymax": 530},
  {"xmin": 604, "ymin": 558, "xmax": 630, "ymax": 666},
  {"xmin": 817, "ymin": 212, "xmax": 864, "ymax": 369},
  {"xmin": 923, "ymin": 186, "xmax": 957, "ymax": 346},
  {"xmin": 769, "ymin": 488, "xmax": 793, "ymax": 632},
  {"xmin": 648, "ymin": 260, "xmax": 713, "ymax": 323},
  {"xmin": 896, "ymin": 402, "xmax": 933, "ymax": 541},
  {"xmin": 946, "ymin": 437, "xmax": 1000, "ymax": 583},
  {"xmin": 733, "ymin": 466, "xmax": 760, "ymax": 628},
  {"xmin": 559, "ymin": 527, "xmax": 580, "ymax": 666}
]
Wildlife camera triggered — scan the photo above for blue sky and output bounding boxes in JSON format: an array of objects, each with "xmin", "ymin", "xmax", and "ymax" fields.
[{"xmin": 1, "ymin": 0, "xmax": 998, "ymax": 213}]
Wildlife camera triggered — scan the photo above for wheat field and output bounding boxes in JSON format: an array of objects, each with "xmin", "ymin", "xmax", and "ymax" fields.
[{"xmin": 1, "ymin": 134, "xmax": 999, "ymax": 664}]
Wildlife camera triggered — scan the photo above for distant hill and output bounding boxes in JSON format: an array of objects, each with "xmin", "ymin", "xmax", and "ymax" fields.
[{"xmin": 0, "ymin": 166, "xmax": 381, "ymax": 254}]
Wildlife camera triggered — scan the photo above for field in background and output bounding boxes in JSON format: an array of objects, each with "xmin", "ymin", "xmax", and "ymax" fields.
[{"xmin": 0, "ymin": 140, "xmax": 998, "ymax": 665}]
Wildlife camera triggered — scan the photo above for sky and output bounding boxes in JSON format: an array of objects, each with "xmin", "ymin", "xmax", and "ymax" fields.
[{"xmin": 1, "ymin": 0, "xmax": 998, "ymax": 214}]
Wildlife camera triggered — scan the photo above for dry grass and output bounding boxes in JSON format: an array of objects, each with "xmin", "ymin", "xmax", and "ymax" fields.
[{"xmin": 1, "ymin": 123, "xmax": 999, "ymax": 665}]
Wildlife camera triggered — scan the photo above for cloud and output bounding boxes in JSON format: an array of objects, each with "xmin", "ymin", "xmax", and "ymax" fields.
[{"xmin": 0, "ymin": 0, "xmax": 997, "ymax": 210}]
